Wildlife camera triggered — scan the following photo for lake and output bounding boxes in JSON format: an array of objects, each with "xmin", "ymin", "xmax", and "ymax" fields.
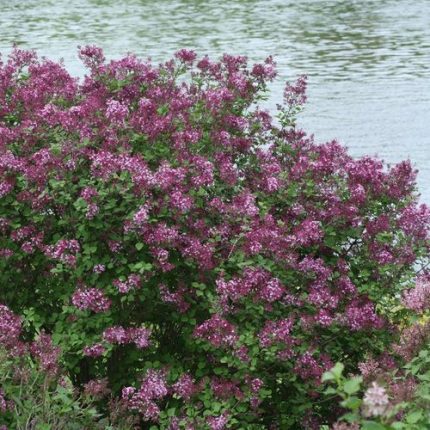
[{"xmin": 1, "ymin": 0, "xmax": 429, "ymax": 200}]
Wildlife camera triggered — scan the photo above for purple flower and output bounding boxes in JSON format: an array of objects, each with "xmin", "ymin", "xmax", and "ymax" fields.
[
  {"xmin": 0, "ymin": 389, "xmax": 8, "ymax": 413},
  {"xmin": 133, "ymin": 204, "xmax": 150, "ymax": 226},
  {"xmin": 93, "ymin": 264, "xmax": 106, "ymax": 273},
  {"xmin": 259, "ymin": 318, "xmax": 294, "ymax": 348},
  {"xmin": 127, "ymin": 327, "xmax": 151, "ymax": 349},
  {"xmin": 78, "ymin": 45, "xmax": 105, "ymax": 69},
  {"xmin": 80, "ymin": 186, "xmax": 98, "ymax": 201},
  {"xmin": 83, "ymin": 378, "xmax": 110, "ymax": 399},
  {"xmin": 0, "ymin": 304, "xmax": 22, "ymax": 349},
  {"xmin": 283, "ymin": 74, "xmax": 307, "ymax": 106},
  {"xmin": 103, "ymin": 326, "xmax": 129, "ymax": 344},
  {"xmin": 344, "ymin": 300, "xmax": 384, "ymax": 331},
  {"xmin": 113, "ymin": 274, "xmax": 141, "ymax": 294},
  {"xmin": 30, "ymin": 333, "xmax": 61, "ymax": 375},
  {"xmin": 72, "ymin": 288, "xmax": 111, "ymax": 313},
  {"xmin": 174, "ymin": 49, "xmax": 197, "ymax": 63},
  {"xmin": 194, "ymin": 314, "xmax": 238, "ymax": 348},
  {"xmin": 106, "ymin": 99, "xmax": 129, "ymax": 124},
  {"xmin": 172, "ymin": 374, "xmax": 196, "ymax": 400},
  {"xmin": 206, "ymin": 412, "xmax": 229, "ymax": 430},
  {"xmin": 83, "ymin": 343, "xmax": 106, "ymax": 357},
  {"xmin": 122, "ymin": 369, "xmax": 168, "ymax": 421},
  {"xmin": 402, "ymin": 275, "xmax": 430, "ymax": 313}
]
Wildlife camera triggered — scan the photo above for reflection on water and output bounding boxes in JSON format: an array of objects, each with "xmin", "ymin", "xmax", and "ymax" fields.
[{"xmin": 1, "ymin": 0, "xmax": 430, "ymax": 199}]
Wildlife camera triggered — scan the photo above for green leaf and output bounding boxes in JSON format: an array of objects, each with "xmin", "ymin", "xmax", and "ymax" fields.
[
  {"xmin": 362, "ymin": 421, "xmax": 387, "ymax": 430},
  {"xmin": 406, "ymin": 411, "xmax": 423, "ymax": 424},
  {"xmin": 212, "ymin": 402, "xmax": 222, "ymax": 413},
  {"xmin": 323, "ymin": 362, "xmax": 344, "ymax": 382},
  {"xmin": 331, "ymin": 362, "xmax": 345, "ymax": 378},
  {"xmin": 418, "ymin": 349, "xmax": 429, "ymax": 359},
  {"xmin": 324, "ymin": 387, "xmax": 337, "ymax": 395},
  {"xmin": 340, "ymin": 396, "xmax": 361, "ymax": 410},
  {"xmin": 341, "ymin": 412, "xmax": 360, "ymax": 423},
  {"xmin": 167, "ymin": 407, "xmax": 176, "ymax": 417},
  {"xmin": 135, "ymin": 242, "xmax": 144, "ymax": 250},
  {"xmin": 36, "ymin": 425, "xmax": 52, "ymax": 430},
  {"xmin": 343, "ymin": 376, "xmax": 362, "ymax": 395},
  {"xmin": 321, "ymin": 371, "xmax": 335, "ymax": 382}
]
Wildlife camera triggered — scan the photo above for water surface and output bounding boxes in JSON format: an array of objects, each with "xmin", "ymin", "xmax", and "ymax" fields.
[{"xmin": 1, "ymin": 0, "xmax": 429, "ymax": 199}]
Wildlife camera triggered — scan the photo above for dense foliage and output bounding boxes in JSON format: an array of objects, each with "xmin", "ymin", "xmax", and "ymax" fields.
[
  {"xmin": 0, "ymin": 46, "xmax": 429, "ymax": 429},
  {"xmin": 324, "ymin": 322, "xmax": 430, "ymax": 429}
]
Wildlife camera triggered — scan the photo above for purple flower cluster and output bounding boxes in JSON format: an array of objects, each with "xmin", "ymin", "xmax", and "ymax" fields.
[
  {"xmin": 113, "ymin": 274, "xmax": 141, "ymax": 294},
  {"xmin": 83, "ymin": 378, "xmax": 111, "ymax": 399},
  {"xmin": 259, "ymin": 318, "xmax": 294, "ymax": 349},
  {"xmin": 206, "ymin": 412, "xmax": 230, "ymax": 430},
  {"xmin": 71, "ymin": 287, "xmax": 111, "ymax": 313},
  {"xmin": 122, "ymin": 369, "xmax": 168, "ymax": 421},
  {"xmin": 102, "ymin": 325, "xmax": 151, "ymax": 349},
  {"xmin": 215, "ymin": 267, "xmax": 288, "ymax": 309},
  {"xmin": 102, "ymin": 326, "xmax": 131, "ymax": 344},
  {"xmin": 0, "ymin": 304, "xmax": 61, "ymax": 377},
  {"xmin": 402, "ymin": 275, "xmax": 430, "ymax": 313},
  {"xmin": 172, "ymin": 374, "xmax": 197, "ymax": 400},
  {"xmin": 392, "ymin": 322, "xmax": 430, "ymax": 361},
  {"xmin": 283, "ymin": 74, "xmax": 307, "ymax": 106},
  {"xmin": 294, "ymin": 352, "xmax": 333, "ymax": 383},
  {"xmin": 0, "ymin": 388, "xmax": 13, "ymax": 416},
  {"xmin": 194, "ymin": 314, "xmax": 239, "ymax": 348},
  {"xmin": 30, "ymin": 333, "xmax": 61, "ymax": 375},
  {"xmin": 83, "ymin": 342, "xmax": 106, "ymax": 357},
  {"xmin": 0, "ymin": 304, "xmax": 22, "ymax": 349},
  {"xmin": 343, "ymin": 300, "xmax": 384, "ymax": 331},
  {"xmin": 211, "ymin": 378, "xmax": 243, "ymax": 400},
  {"xmin": 45, "ymin": 239, "xmax": 80, "ymax": 267},
  {"xmin": 159, "ymin": 283, "xmax": 190, "ymax": 313}
]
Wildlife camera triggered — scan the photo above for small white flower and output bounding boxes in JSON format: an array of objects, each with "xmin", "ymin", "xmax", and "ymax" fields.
[{"xmin": 362, "ymin": 381, "xmax": 389, "ymax": 417}]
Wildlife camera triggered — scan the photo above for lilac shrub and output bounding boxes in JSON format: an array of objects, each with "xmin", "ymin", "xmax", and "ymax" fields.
[{"xmin": 0, "ymin": 46, "xmax": 429, "ymax": 428}]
